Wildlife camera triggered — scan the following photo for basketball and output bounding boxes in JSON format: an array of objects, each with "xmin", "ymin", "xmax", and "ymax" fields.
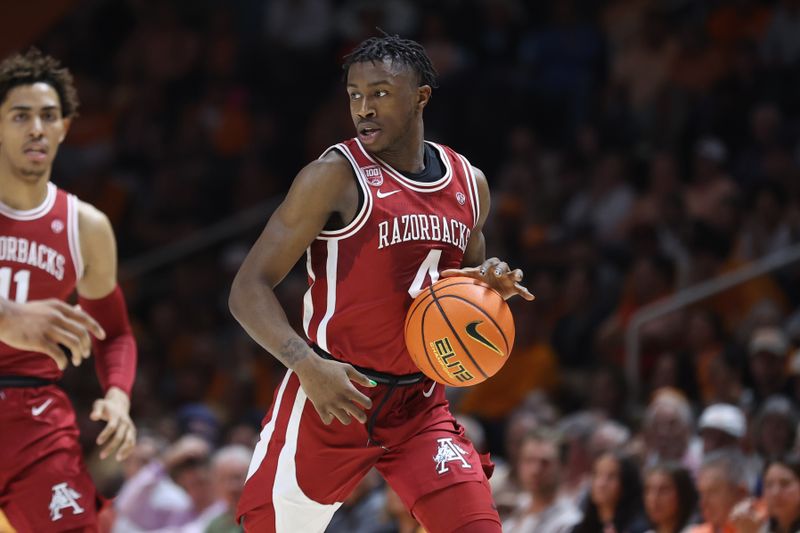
[{"xmin": 404, "ymin": 276, "xmax": 515, "ymax": 387}]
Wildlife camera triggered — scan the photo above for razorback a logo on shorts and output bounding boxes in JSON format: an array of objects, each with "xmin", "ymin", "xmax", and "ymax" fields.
[
  {"xmin": 433, "ymin": 437, "xmax": 472, "ymax": 474},
  {"xmin": 49, "ymin": 482, "xmax": 84, "ymax": 521}
]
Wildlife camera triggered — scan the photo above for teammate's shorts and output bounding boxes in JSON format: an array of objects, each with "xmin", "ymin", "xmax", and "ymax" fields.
[
  {"xmin": 237, "ymin": 370, "xmax": 496, "ymax": 532},
  {"xmin": 0, "ymin": 384, "xmax": 99, "ymax": 532}
]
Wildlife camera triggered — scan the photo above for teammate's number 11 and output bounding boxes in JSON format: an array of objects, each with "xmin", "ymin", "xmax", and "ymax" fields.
[{"xmin": 0, "ymin": 267, "xmax": 30, "ymax": 303}]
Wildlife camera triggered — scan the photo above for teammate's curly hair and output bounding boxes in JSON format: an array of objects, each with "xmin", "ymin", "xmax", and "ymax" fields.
[
  {"xmin": 0, "ymin": 48, "xmax": 79, "ymax": 118},
  {"xmin": 343, "ymin": 34, "xmax": 439, "ymax": 88}
]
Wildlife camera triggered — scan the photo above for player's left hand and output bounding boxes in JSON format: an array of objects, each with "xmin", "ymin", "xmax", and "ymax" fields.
[
  {"xmin": 91, "ymin": 386, "xmax": 136, "ymax": 461},
  {"xmin": 442, "ymin": 257, "xmax": 535, "ymax": 301}
]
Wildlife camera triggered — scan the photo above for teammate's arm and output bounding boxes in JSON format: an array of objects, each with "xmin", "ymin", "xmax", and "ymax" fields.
[
  {"xmin": 229, "ymin": 153, "xmax": 376, "ymax": 426},
  {"xmin": 76, "ymin": 201, "xmax": 137, "ymax": 460},
  {"xmin": 0, "ymin": 297, "xmax": 105, "ymax": 369},
  {"xmin": 442, "ymin": 167, "xmax": 534, "ymax": 301}
]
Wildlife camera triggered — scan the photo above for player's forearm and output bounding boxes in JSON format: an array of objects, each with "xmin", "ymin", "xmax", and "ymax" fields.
[
  {"xmin": 79, "ymin": 286, "xmax": 137, "ymax": 394},
  {"xmin": 229, "ymin": 275, "xmax": 315, "ymax": 371}
]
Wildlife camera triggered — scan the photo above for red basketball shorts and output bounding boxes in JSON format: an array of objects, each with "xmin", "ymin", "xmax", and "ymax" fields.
[
  {"xmin": 0, "ymin": 385, "xmax": 99, "ymax": 532},
  {"xmin": 236, "ymin": 370, "xmax": 497, "ymax": 532}
]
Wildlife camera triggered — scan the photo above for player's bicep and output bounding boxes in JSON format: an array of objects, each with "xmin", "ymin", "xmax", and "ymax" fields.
[
  {"xmin": 76, "ymin": 202, "xmax": 118, "ymax": 299},
  {"xmin": 461, "ymin": 167, "xmax": 491, "ymax": 267}
]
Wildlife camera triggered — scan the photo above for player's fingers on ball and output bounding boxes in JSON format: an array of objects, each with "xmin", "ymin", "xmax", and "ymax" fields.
[
  {"xmin": 515, "ymin": 282, "xmax": 536, "ymax": 301},
  {"xmin": 492, "ymin": 261, "xmax": 509, "ymax": 277},
  {"xmin": 478, "ymin": 258, "xmax": 499, "ymax": 276}
]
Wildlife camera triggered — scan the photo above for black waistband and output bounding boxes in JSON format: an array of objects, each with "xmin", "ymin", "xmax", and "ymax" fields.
[
  {"xmin": 311, "ymin": 345, "xmax": 425, "ymax": 386},
  {"xmin": 0, "ymin": 376, "xmax": 55, "ymax": 388}
]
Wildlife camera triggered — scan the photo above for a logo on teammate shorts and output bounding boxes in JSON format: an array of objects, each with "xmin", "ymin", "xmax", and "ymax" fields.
[
  {"xmin": 51, "ymin": 219, "xmax": 64, "ymax": 233},
  {"xmin": 456, "ymin": 191, "xmax": 466, "ymax": 205},
  {"xmin": 363, "ymin": 166, "xmax": 384, "ymax": 187},
  {"xmin": 49, "ymin": 482, "xmax": 84, "ymax": 521},
  {"xmin": 433, "ymin": 437, "xmax": 472, "ymax": 474}
]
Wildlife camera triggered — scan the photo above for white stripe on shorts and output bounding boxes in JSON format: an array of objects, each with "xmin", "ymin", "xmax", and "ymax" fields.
[{"xmin": 272, "ymin": 380, "xmax": 342, "ymax": 532}]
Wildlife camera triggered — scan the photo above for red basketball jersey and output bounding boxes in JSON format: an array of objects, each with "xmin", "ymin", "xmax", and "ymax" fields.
[
  {"xmin": 303, "ymin": 138, "xmax": 481, "ymax": 375},
  {"xmin": 0, "ymin": 183, "xmax": 82, "ymax": 380}
]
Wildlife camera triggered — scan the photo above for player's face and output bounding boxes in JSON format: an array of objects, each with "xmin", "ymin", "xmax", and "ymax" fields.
[
  {"xmin": 0, "ymin": 83, "xmax": 69, "ymax": 182},
  {"xmin": 346, "ymin": 59, "xmax": 429, "ymax": 154}
]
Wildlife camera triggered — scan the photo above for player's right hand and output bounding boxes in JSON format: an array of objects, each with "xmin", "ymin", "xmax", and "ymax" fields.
[
  {"xmin": 294, "ymin": 357, "xmax": 376, "ymax": 425},
  {"xmin": 0, "ymin": 299, "xmax": 106, "ymax": 370}
]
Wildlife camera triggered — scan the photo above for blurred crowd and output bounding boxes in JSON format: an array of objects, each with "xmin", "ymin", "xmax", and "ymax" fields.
[{"xmin": 22, "ymin": 0, "xmax": 800, "ymax": 530}]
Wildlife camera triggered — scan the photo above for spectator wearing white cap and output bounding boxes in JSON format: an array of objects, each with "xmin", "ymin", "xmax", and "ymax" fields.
[
  {"xmin": 698, "ymin": 403, "xmax": 746, "ymax": 455},
  {"xmin": 698, "ymin": 403, "xmax": 760, "ymax": 493},
  {"xmin": 745, "ymin": 327, "xmax": 791, "ymax": 411}
]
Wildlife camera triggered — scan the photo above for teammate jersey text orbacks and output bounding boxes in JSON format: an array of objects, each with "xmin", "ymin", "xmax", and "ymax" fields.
[
  {"xmin": 303, "ymin": 138, "xmax": 480, "ymax": 375},
  {"xmin": 0, "ymin": 183, "xmax": 82, "ymax": 380}
]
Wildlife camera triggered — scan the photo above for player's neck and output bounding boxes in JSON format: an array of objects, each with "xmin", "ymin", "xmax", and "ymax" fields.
[
  {"xmin": 376, "ymin": 126, "xmax": 425, "ymax": 174},
  {"xmin": 0, "ymin": 161, "xmax": 51, "ymax": 210}
]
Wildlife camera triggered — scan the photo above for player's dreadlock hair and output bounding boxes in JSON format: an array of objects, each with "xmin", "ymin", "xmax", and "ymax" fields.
[
  {"xmin": 0, "ymin": 48, "xmax": 79, "ymax": 118},
  {"xmin": 343, "ymin": 34, "xmax": 439, "ymax": 89}
]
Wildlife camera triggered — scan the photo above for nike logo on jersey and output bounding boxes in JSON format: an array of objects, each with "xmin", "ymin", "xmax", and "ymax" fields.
[
  {"xmin": 465, "ymin": 321, "xmax": 504, "ymax": 356},
  {"xmin": 32, "ymin": 398, "xmax": 53, "ymax": 416},
  {"xmin": 422, "ymin": 382, "xmax": 436, "ymax": 398},
  {"xmin": 376, "ymin": 189, "xmax": 401, "ymax": 199}
]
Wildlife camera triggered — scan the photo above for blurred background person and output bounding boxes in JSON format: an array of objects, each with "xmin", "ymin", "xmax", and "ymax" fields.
[
  {"xmin": 572, "ymin": 452, "xmax": 649, "ymax": 533},
  {"xmin": 502, "ymin": 428, "xmax": 582, "ymax": 533},
  {"xmin": 690, "ymin": 450, "xmax": 752, "ymax": 533},
  {"xmin": 642, "ymin": 463, "xmax": 698, "ymax": 533}
]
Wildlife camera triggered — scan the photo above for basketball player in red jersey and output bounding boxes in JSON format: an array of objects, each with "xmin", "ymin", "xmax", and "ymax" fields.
[
  {"xmin": 0, "ymin": 49, "xmax": 137, "ymax": 532},
  {"xmin": 230, "ymin": 35, "xmax": 533, "ymax": 532}
]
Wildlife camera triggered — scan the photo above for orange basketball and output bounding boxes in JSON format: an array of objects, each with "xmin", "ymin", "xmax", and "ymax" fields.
[{"xmin": 404, "ymin": 276, "xmax": 515, "ymax": 387}]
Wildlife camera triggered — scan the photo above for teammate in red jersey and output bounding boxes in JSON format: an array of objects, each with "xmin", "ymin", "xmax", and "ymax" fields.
[
  {"xmin": 229, "ymin": 35, "xmax": 533, "ymax": 533},
  {"xmin": 0, "ymin": 49, "xmax": 137, "ymax": 532}
]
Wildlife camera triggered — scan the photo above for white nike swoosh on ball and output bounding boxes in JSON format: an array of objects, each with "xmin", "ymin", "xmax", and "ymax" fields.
[
  {"xmin": 422, "ymin": 382, "xmax": 436, "ymax": 398},
  {"xmin": 376, "ymin": 189, "xmax": 401, "ymax": 199},
  {"xmin": 32, "ymin": 398, "xmax": 53, "ymax": 416}
]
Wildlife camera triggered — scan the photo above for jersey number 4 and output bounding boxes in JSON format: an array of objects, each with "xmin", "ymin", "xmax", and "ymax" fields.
[
  {"xmin": 408, "ymin": 249, "xmax": 442, "ymax": 298},
  {"xmin": 0, "ymin": 267, "xmax": 30, "ymax": 303}
]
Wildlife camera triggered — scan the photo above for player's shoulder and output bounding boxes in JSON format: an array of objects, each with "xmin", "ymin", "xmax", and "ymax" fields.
[
  {"xmin": 294, "ymin": 148, "xmax": 354, "ymax": 189},
  {"xmin": 76, "ymin": 199, "xmax": 113, "ymax": 236}
]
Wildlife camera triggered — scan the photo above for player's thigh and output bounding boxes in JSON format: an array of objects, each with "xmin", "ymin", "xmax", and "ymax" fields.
[
  {"xmin": 412, "ymin": 481, "xmax": 501, "ymax": 533},
  {"xmin": 238, "ymin": 370, "xmax": 382, "ymax": 533},
  {"xmin": 376, "ymin": 417, "xmax": 492, "ymax": 511},
  {"xmin": 1, "ymin": 450, "xmax": 99, "ymax": 533}
]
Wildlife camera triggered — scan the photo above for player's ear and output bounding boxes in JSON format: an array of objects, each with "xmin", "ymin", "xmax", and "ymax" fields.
[
  {"xmin": 417, "ymin": 85, "xmax": 431, "ymax": 111},
  {"xmin": 59, "ymin": 117, "xmax": 71, "ymax": 143}
]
